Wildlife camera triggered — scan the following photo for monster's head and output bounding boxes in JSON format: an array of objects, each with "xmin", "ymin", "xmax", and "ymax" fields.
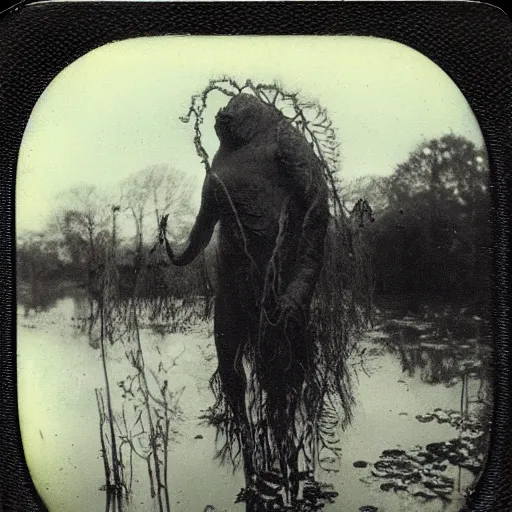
[{"xmin": 214, "ymin": 93, "xmax": 280, "ymax": 148}]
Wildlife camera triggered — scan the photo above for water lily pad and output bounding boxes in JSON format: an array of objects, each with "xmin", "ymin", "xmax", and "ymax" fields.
[
  {"xmin": 416, "ymin": 414, "xmax": 435, "ymax": 423},
  {"xmin": 372, "ymin": 459, "xmax": 418, "ymax": 480},
  {"xmin": 459, "ymin": 461, "xmax": 483, "ymax": 474},
  {"xmin": 433, "ymin": 411, "xmax": 450, "ymax": 423},
  {"xmin": 407, "ymin": 451, "xmax": 435, "ymax": 465},
  {"xmin": 408, "ymin": 484, "xmax": 438, "ymax": 500},
  {"xmin": 425, "ymin": 441, "xmax": 452, "ymax": 458},
  {"xmin": 381, "ymin": 449, "xmax": 406, "ymax": 458},
  {"xmin": 424, "ymin": 478, "xmax": 453, "ymax": 492}
]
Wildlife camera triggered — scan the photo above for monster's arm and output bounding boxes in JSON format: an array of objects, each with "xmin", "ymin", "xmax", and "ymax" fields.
[
  {"xmin": 277, "ymin": 122, "xmax": 330, "ymax": 310},
  {"xmin": 162, "ymin": 174, "xmax": 219, "ymax": 267}
]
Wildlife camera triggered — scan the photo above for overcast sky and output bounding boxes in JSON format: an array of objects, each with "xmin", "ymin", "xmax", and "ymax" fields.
[{"xmin": 16, "ymin": 35, "xmax": 485, "ymax": 234}]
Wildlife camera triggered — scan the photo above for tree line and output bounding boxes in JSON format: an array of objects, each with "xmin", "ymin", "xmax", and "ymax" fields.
[
  {"xmin": 17, "ymin": 134, "xmax": 491, "ymax": 314},
  {"xmin": 343, "ymin": 134, "xmax": 491, "ymax": 314},
  {"xmin": 17, "ymin": 164, "xmax": 206, "ymax": 308}
]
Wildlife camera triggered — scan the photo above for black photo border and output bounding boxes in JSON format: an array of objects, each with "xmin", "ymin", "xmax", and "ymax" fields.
[{"xmin": 1, "ymin": 2, "xmax": 511, "ymax": 511}]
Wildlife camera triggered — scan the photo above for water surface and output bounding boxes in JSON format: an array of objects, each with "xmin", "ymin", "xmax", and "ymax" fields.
[{"xmin": 18, "ymin": 295, "xmax": 490, "ymax": 512}]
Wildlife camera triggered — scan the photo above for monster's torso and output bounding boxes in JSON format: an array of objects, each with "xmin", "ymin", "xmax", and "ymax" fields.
[{"xmin": 210, "ymin": 132, "xmax": 303, "ymax": 288}]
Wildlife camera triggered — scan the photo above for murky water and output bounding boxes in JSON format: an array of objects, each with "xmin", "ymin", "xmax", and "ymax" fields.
[{"xmin": 18, "ymin": 294, "xmax": 491, "ymax": 512}]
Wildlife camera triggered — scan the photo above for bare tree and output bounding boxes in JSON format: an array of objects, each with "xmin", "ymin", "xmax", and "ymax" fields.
[
  {"xmin": 120, "ymin": 165, "xmax": 194, "ymax": 259},
  {"xmin": 51, "ymin": 184, "xmax": 111, "ymax": 268}
]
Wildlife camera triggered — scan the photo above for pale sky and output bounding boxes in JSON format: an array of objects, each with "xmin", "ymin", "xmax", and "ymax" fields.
[{"xmin": 16, "ymin": 35, "xmax": 485, "ymax": 234}]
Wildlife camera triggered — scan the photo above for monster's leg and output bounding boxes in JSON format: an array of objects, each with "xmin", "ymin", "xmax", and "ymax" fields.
[
  {"xmin": 288, "ymin": 329, "xmax": 311, "ymax": 502},
  {"xmin": 257, "ymin": 316, "xmax": 310, "ymax": 505},
  {"xmin": 284, "ymin": 345, "xmax": 307, "ymax": 504},
  {"xmin": 213, "ymin": 291, "xmax": 255, "ymax": 483}
]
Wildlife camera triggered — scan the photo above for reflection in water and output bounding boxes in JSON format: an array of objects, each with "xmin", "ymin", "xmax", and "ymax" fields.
[
  {"xmin": 17, "ymin": 278, "xmax": 71, "ymax": 317},
  {"xmin": 396, "ymin": 343, "xmax": 466, "ymax": 386},
  {"xmin": 19, "ymin": 282, "xmax": 101, "ymax": 350},
  {"xmin": 20, "ymin": 281, "xmax": 211, "ymax": 352},
  {"xmin": 362, "ymin": 314, "xmax": 493, "ymax": 509},
  {"xmin": 378, "ymin": 316, "xmax": 493, "ymax": 447},
  {"xmin": 69, "ymin": 293, "xmax": 101, "ymax": 349},
  {"xmin": 379, "ymin": 317, "xmax": 491, "ymax": 389}
]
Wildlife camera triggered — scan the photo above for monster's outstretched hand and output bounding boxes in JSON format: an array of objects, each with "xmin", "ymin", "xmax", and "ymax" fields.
[
  {"xmin": 158, "ymin": 214, "xmax": 170, "ymax": 245},
  {"xmin": 149, "ymin": 214, "xmax": 170, "ymax": 255}
]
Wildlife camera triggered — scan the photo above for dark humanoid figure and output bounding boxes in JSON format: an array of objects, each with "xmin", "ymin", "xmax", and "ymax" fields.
[{"xmin": 160, "ymin": 93, "xmax": 329, "ymax": 507}]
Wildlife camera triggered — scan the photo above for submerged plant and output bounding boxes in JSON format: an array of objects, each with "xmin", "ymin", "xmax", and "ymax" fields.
[{"xmin": 93, "ymin": 222, "xmax": 188, "ymax": 512}]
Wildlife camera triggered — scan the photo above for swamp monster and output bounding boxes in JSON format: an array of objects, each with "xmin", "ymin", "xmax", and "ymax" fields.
[{"xmin": 159, "ymin": 93, "xmax": 339, "ymax": 509}]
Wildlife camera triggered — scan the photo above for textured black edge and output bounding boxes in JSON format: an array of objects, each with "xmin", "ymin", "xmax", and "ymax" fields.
[{"xmin": 1, "ymin": 2, "xmax": 511, "ymax": 512}]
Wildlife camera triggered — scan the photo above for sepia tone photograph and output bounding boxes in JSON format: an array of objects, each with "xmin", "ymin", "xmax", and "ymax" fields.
[{"xmin": 16, "ymin": 36, "xmax": 493, "ymax": 512}]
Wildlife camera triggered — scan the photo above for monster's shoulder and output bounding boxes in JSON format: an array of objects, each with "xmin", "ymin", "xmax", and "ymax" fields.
[{"xmin": 275, "ymin": 119, "xmax": 321, "ymax": 175}]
